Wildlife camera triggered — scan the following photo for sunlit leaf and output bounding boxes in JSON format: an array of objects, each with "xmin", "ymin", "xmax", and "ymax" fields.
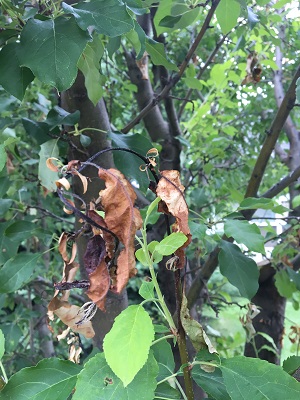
[
  {"xmin": 103, "ymin": 305, "xmax": 154, "ymax": 386},
  {"xmin": 216, "ymin": 0, "xmax": 241, "ymax": 34}
]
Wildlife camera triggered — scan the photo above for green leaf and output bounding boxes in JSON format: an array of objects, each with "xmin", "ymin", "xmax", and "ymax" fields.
[
  {"xmin": 272, "ymin": 0, "xmax": 292, "ymax": 9},
  {"xmin": 286, "ymin": 268, "xmax": 300, "ymax": 291},
  {"xmin": 216, "ymin": 0, "xmax": 241, "ymax": 34},
  {"xmin": 103, "ymin": 305, "xmax": 155, "ymax": 386},
  {"xmin": 125, "ymin": 0, "xmax": 148, "ymax": 15},
  {"xmin": 0, "ymin": 253, "xmax": 40, "ymax": 293},
  {"xmin": 159, "ymin": 8, "xmax": 200, "ymax": 31},
  {"xmin": 0, "ymin": 200, "xmax": 12, "ymax": 217},
  {"xmin": 292, "ymin": 194, "xmax": 300, "ymax": 208},
  {"xmin": 126, "ymin": 21, "xmax": 146, "ymax": 60},
  {"xmin": 0, "ymin": 29, "xmax": 18, "ymax": 47},
  {"xmin": 152, "ymin": 339, "xmax": 176, "ymax": 382},
  {"xmin": 19, "ymin": 16, "xmax": 90, "ymax": 91},
  {"xmin": 218, "ymin": 241, "xmax": 259, "ymax": 299},
  {"xmin": 184, "ymin": 77, "xmax": 203, "ymax": 90},
  {"xmin": 224, "ymin": 219, "xmax": 265, "ymax": 254},
  {"xmin": 45, "ymin": 106, "xmax": 80, "ymax": 129},
  {"xmin": 192, "ymin": 365, "xmax": 231, "ymax": 400},
  {"xmin": 139, "ymin": 280, "xmax": 154, "ymax": 300},
  {"xmin": 247, "ymin": 6, "xmax": 259, "ymax": 29},
  {"xmin": 62, "ymin": 0, "xmax": 134, "ymax": 37},
  {"xmin": 283, "ymin": 356, "xmax": 300, "ymax": 375},
  {"xmin": 38, "ymin": 139, "xmax": 59, "ymax": 192},
  {"xmin": 145, "ymin": 38, "xmax": 178, "ymax": 71},
  {"xmin": 189, "ymin": 221, "xmax": 207, "ymax": 240},
  {"xmin": 238, "ymin": 197, "xmax": 289, "ymax": 213},
  {"xmin": 0, "ymin": 329, "xmax": 5, "ymax": 360},
  {"xmin": 135, "ymin": 248, "xmax": 149, "ymax": 266},
  {"xmin": 275, "ymin": 269, "xmax": 297, "ymax": 298},
  {"xmin": 22, "ymin": 118, "xmax": 50, "ymax": 145},
  {"xmin": 296, "ymin": 78, "xmax": 300, "ymax": 104},
  {"xmin": 0, "ymin": 223, "xmax": 18, "ymax": 265},
  {"xmin": 155, "ymin": 232, "xmax": 187, "ymax": 256},
  {"xmin": 73, "ymin": 352, "xmax": 158, "ymax": 400},
  {"xmin": 78, "ymin": 36, "xmax": 105, "ymax": 106},
  {"xmin": 107, "ymin": 36, "xmax": 121, "ymax": 59},
  {"xmin": 145, "ymin": 197, "xmax": 161, "ymax": 224},
  {"xmin": 210, "ymin": 63, "xmax": 228, "ymax": 88},
  {"xmin": 4, "ymin": 221, "xmax": 38, "ymax": 242},
  {"xmin": 110, "ymin": 131, "xmax": 154, "ymax": 193},
  {"xmin": 80, "ymin": 134, "xmax": 92, "ymax": 147},
  {"xmin": 0, "ymin": 43, "xmax": 34, "ymax": 100},
  {"xmin": 148, "ymin": 241, "xmax": 163, "ymax": 263},
  {"xmin": 0, "ymin": 145, "xmax": 6, "ymax": 173},
  {"xmin": 0, "ymin": 358, "xmax": 81, "ymax": 399},
  {"xmin": 220, "ymin": 356, "xmax": 300, "ymax": 400},
  {"xmin": 155, "ymin": 383, "xmax": 180, "ymax": 399}
]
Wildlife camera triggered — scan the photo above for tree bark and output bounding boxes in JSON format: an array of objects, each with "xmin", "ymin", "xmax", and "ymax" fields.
[{"xmin": 61, "ymin": 72, "xmax": 128, "ymax": 349}]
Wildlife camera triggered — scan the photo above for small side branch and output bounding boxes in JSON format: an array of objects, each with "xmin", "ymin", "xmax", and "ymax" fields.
[{"xmin": 121, "ymin": 0, "xmax": 221, "ymax": 134}]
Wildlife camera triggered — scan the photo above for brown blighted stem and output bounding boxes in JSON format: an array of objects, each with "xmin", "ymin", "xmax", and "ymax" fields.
[
  {"xmin": 174, "ymin": 270, "xmax": 195, "ymax": 400},
  {"xmin": 121, "ymin": 0, "xmax": 221, "ymax": 134},
  {"xmin": 245, "ymin": 64, "xmax": 300, "ymax": 198}
]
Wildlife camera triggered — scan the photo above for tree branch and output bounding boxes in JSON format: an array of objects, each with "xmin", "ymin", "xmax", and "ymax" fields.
[
  {"xmin": 244, "ymin": 63, "xmax": 300, "ymax": 198},
  {"xmin": 121, "ymin": 0, "xmax": 221, "ymax": 134},
  {"xmin": 178, "ymin": 31, "xmax": 229, "ymax": 119}
]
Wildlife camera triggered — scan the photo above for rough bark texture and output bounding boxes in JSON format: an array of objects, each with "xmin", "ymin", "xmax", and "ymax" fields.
[
  {"xmin": 244, "ymin": 267, "xmax": 286, "ymax": 364},
  {"xmin": 61, "ymin": 72, "xmax": 128, "ymax": 349}
]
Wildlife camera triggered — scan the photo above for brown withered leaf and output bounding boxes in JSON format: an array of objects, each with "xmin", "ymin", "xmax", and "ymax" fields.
[
  {"xmin": 52, "ymin": 300, "xmax": 95, "ymax": 338},
  {"xmin": 58, "ymin": 232, "xmax": 77, "ymax": 265},
  {"xmin": 84, "ymin": 235, "xmax": 106, "ymax": 275},
  {"xmin": 87, "ymin": 210, "xmax": 115, "ymax": 258},
  {"xmin": 98, "ymin": 168, "xmax": 143, "ymax": 292},
  {"xmin": 86, "ymin": 259, "xmax": 110, "ymax": 311},
  {"xmin": 83, "ymin": 235, "xmax": 110, "ymax": 311},
  {"xmin": 180, "ymin": 294, "xmax": 217, "ymax": 354},
  {"xmin": 156, "ymin": 170, "xmax": 191, "ymax": 268}
]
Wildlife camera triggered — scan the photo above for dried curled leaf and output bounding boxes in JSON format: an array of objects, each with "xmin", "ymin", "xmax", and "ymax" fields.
[
  {"xmin": 241, "ymin": 53, "xmax": 262, "ymax": 85},
  {"xmin": 180, "ymin": 294, "xmax": 217, "ymax": 354},
  {"xmin": 156, "ymin": 170, "xmax": 192, "ymax": 268},
  {"xmin": 98, "ymin": 168, "xmax": 143, "ymax": 292},
  {"xmin": 58, "ymin": 232, "xmax": 77, "ymax": 265},
  {"xmin": 52, "ymin": 300, "xmax": 95, "ymax": 338},
  {"xmin": 56, "ymin": 177, "xmax": 71, "ymax": 191},
  {"xmin": 48, "ymin": 232, "xmax": 95, "ymax": 338},
  {"xmin": 46, "ymin": 157, "xmax": 61, "ymax": 172}
]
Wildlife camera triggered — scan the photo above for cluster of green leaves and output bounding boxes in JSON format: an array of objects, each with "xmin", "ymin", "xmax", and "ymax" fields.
[
  {"xmin": 0, "ymin": 0, "xmax": 300, "ymax": 398},
  {"xmin": 1, "ymin": 323, "xmax": 300, "ymax": 399}
]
